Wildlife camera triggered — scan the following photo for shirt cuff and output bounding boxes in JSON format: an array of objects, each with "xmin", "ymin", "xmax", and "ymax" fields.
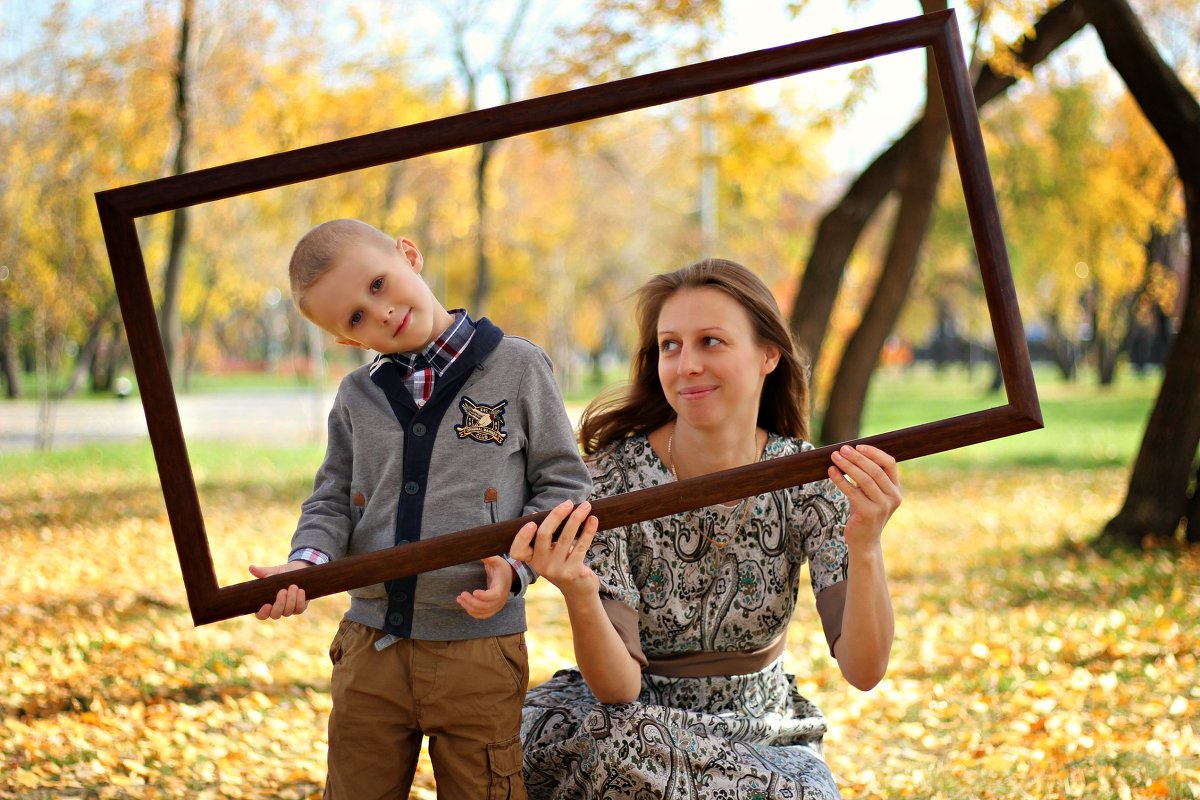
[
  {"xmin": 289, "ymin": 547, "xmax": 331, "ymax": 565},
  {"xmin": 502, "ymin": 553, "xmax": 537, "ymax": 597}
]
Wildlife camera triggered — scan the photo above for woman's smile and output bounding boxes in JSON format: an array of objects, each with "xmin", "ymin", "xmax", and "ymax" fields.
[{"xmin": 677, "ymin": 384, "xmax": 718, "ymax": 402}]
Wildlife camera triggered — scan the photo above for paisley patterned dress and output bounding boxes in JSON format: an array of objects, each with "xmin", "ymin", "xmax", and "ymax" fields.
[{"xmin": 522, "ymin": 434, "xmax": 852, "ymax": 799}]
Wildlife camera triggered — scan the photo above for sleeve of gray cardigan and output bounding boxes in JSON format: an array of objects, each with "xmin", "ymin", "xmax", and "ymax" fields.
[
  {"xmin": 517, "ymin": 346, "xmax": 593, "ymax": 514},
  {"xmin": 289, "ymin": 383, "xmax": 355, "ymax": 559}
]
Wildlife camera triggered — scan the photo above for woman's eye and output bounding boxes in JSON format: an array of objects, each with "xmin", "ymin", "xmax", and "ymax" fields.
[
  {"xmin": 659, "ymin": 340, "xmax": 678, "ymax": 353},
  {"xmin": 703, "ymin": 336, "xmax": 723, "ymax": 347},
  {"xmin": 371, "ymin": 277, "xmax": 384, "ymax": 293},
  {"xmin": 349, "ymin": 311, "xmax": 363, "ymax": 327}
]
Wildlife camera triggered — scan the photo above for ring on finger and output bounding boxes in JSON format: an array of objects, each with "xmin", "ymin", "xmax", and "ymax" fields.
[{"xmin": 843, "ymin": 473, "xmax": 859, "ymax": 489}]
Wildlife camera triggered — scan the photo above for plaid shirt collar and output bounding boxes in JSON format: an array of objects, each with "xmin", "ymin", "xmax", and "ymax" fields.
[{"xmin": 370, "ymin": 308, "xmax": 475, "ymax": 379}]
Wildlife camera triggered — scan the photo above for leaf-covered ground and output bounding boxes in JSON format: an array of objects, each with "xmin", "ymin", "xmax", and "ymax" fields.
[{"xmin": 1, "ymin": 466, "xmax": 1197, "ymax": 798}]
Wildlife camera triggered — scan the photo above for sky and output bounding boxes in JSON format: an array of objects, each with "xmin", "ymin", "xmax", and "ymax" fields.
[
  {"xmin": 1, "ymin": 0, "xmax": 1115, "ymax": 175},
  {"xmin": 315, "ymin": 0, "xmax": 1114, "ymax": 175}
]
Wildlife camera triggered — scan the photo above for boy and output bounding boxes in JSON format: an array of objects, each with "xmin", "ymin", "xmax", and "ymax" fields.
[{"xmin": 250, "ymin": 218, "xmax": 591, "ymax": 799}]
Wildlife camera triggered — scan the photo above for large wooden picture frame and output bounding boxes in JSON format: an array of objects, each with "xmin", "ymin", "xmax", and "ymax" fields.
[{"xmin": 96, "ymin": 9, "xmax": 1041, "ymax": 626}]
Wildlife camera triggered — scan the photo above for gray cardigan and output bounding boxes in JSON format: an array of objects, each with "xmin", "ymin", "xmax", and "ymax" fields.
[{"xmin": 290, "ymin": 318, "xmax": 592, "ymax": 639}]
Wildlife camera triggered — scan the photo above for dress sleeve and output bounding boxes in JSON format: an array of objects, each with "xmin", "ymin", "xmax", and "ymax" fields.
[
  {"xmin": 584, "ymin": 444, "xmax": 649, "ymax": 668},
  {"xmin": 788, "ymin": 445, "xmax": 851, "ymax": 655}
]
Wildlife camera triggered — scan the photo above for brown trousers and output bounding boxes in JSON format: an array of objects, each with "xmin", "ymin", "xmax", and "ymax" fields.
[{"xmin": 324, "ymin": 620, "xmax": 528, "ymax": 799}]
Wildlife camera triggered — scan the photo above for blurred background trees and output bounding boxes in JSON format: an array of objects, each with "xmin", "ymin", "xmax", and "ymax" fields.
[{"xmin": 1, "ymin": 0, "xmax": 1196, "ymax": 543}]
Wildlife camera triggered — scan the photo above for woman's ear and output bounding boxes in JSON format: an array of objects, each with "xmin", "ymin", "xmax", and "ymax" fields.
[
  {"xmin": 761, "ymin": 345, "xmax": 781, "ymax": 375},
  {"xmin": 396, "ymin": 237, "xmax": 424, "ymax": 273}
]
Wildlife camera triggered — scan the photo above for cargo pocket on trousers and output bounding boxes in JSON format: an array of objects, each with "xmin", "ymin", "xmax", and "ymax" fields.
[
  {"xmin": 328, "ymin": 619, "xmax": 353, "ymax": 666},
  {"xmin": 487, "ymin": 734, "xmax": 524, "ymax": 800}
]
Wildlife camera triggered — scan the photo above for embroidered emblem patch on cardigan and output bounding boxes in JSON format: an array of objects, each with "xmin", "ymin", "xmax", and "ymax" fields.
[{"xmin": 454, "ymin": 396, "xmax": 508, "ymax": 445}]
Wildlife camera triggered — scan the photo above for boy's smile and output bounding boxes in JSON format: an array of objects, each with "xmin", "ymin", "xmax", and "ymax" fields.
[{"xmin": 302, "ymin": 237, "xmax": 452, "ymax": 355}]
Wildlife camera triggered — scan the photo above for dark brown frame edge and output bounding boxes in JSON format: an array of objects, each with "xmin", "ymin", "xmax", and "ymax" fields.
[{"xmin": 95, "ymin": 9, "xmax": 1041, "ymax": 626}]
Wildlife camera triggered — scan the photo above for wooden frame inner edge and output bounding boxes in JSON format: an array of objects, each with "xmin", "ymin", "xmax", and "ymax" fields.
[{"xmin": 95, "ymin": 9, "xmax": 1041, "ymax": 625}]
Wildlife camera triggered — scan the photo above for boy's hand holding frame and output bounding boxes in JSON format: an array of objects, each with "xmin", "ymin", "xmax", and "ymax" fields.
[{"xmin": 96, "ymin": 9, "xmax": 1041, "ymax": 627}]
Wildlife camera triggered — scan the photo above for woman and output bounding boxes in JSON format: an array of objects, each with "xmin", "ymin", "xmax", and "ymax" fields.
[{"xmin": 511, "ymin": 258, "xmax": 901, "ymax": 799}]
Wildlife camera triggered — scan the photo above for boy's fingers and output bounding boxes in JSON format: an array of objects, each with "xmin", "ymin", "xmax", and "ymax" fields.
[
  {"xmin": 269, "ymin": 589, "xmax": 285, "ymax": 620},
  {"xmin": 286, "ymin": 585, "xmax": 303, "ymax": 615}
]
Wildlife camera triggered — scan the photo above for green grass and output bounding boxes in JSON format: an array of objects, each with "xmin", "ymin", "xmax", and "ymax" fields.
[
  {"xmin": 854, "ymin": 363, "xmax": 1158, "ymax": 471},
  {"xmin": 0, "ymin": 440, "xmax": 324, "ymax": 499},
  {"xmin": 0, "ymin": 363, "xmax": 1161, "ymax": 488}
]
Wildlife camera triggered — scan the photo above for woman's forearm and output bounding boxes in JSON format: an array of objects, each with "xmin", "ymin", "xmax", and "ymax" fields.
[
  {"xmin": 835, "ymin": 544, "xmax": 894, "ymax": 690},
  {"xmin": 564, "ymin": 591, "xmax": 643, "ymax": 704}
]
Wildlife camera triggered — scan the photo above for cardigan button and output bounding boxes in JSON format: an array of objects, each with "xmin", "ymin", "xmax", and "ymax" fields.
[
  {"xmin": 404, "ymin": 481, "xmax": 419, "ymax": 495},
  {"xmin": 388, "ymin": 612, "xmax": 405, "ymax": 627},
  {"xmin": 412, "ymin": 422, "xmax": 427, "ymax": 436}
]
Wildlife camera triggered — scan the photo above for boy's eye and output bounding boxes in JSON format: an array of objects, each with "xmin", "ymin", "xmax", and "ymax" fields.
[
  {"xmin": 349, "ymin": 310, "xmax": 363, "ymax": 327},
  {"xmin": 371, "ymin": 277, "xmax": 384, "ymax": 293}
]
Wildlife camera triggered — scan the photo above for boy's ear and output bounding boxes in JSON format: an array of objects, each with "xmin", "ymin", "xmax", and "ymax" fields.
[{"xmin": 396, "ymin": 237, "xmax": 423, "ymax": 273}]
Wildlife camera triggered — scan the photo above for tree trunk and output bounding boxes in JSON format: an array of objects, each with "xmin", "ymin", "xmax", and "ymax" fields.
[
  {"xmin": 1186, "ymin": 459, "xmax": 1200, "ymax": 544},
  {"xmin": 157, "ymin": 0, "xmax": 193, "ymax": 385},
  {"xmin": 1095, "ymin": 287, "xmax": 1133, "ymax": 388},
  {"xmin": 450, "ymin": 0, "xmax": 530, "ymax": 316},
  {"xmin": 789, "ymin": 0, "xmax": 1087, "ymax": 383},
  {"xmin": 1044, "ymin": 312, "xmax": 1079, "ymax": 380},
  {"xmin": 61, "ymin": 298, "xmax": 117, "ymax": 399},
  {"xmin": 90, "ymin": 318, "xmax": 126, "ymax": 394},
  {"xmin": 471, "ymin": 139, "xmax": 497, "ymax": 314},
  {"xmin": 182, "ymin": 267, "xmax": 218, "ymax": 390},
  {"xmin": 820, "ymin": 13, "xmax": 950, "ymax": 445},
  {"xmin": 1085, "ymin": 0, "xmax": 1200, "ymax": 548},
  {"xmin": 0, "ymin": 309, "xmax": 20, "ymax": 398}
]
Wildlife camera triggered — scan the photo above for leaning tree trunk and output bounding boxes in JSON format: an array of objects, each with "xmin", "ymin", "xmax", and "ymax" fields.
[
  {"xmin": 820, "ymin": 19, "xmax": 950, "ymax": 445},
  {"xmin": 789, "ymin": 0, "xmax": 1087, "ymax": 383},
  {"xmin": 157, "ymin": 0, "xmax": 193, "ymax": 384},
  {"xmin": 1084, "ymin": 0, "xmax": 1200, "ymax": 548}
]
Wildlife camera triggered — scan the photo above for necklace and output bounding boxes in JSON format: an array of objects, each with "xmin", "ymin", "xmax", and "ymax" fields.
[{"xmin": 666, "ymin": 423, "xmax": 756, "ymax": 549}]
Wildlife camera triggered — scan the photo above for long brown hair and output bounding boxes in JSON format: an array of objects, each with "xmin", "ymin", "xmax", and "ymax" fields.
[{"xmin": 579, "ymin": 258, "xmax": 809, "ymax": 454}]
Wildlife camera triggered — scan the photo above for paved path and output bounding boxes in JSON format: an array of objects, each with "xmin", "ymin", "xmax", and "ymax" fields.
[
  {"xmin": 0, "ymin": 392, "xmax": 587, "ymax": 452},
  {"xmin": 0, "ymin": 390, "xmax": 337, "ymax": 452}
]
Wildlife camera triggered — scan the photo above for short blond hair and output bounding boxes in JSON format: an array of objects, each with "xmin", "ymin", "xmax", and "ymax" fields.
[{"xmin": 289, "ymin": 219, "xmax": 395, "ymax": 312}]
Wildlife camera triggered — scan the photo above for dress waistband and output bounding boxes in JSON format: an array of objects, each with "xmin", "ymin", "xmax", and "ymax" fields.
[{"xmin": 644, "ymin": 632, "xmax": 787, "ymax": 678}]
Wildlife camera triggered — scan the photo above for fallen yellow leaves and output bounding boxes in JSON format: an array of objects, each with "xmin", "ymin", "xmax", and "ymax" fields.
[{"xmin": 1, "ymin": 466, "xmax": 1197, "ymax": 798}]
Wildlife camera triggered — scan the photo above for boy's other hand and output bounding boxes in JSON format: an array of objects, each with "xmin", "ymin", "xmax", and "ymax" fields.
[
  {"xmin": 455, "ymin": 556, "xmax": 511, "ymax": 620},
  {"xmin": 248, "ymin": 561, "xmax": 310, "ymax": 620}
]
